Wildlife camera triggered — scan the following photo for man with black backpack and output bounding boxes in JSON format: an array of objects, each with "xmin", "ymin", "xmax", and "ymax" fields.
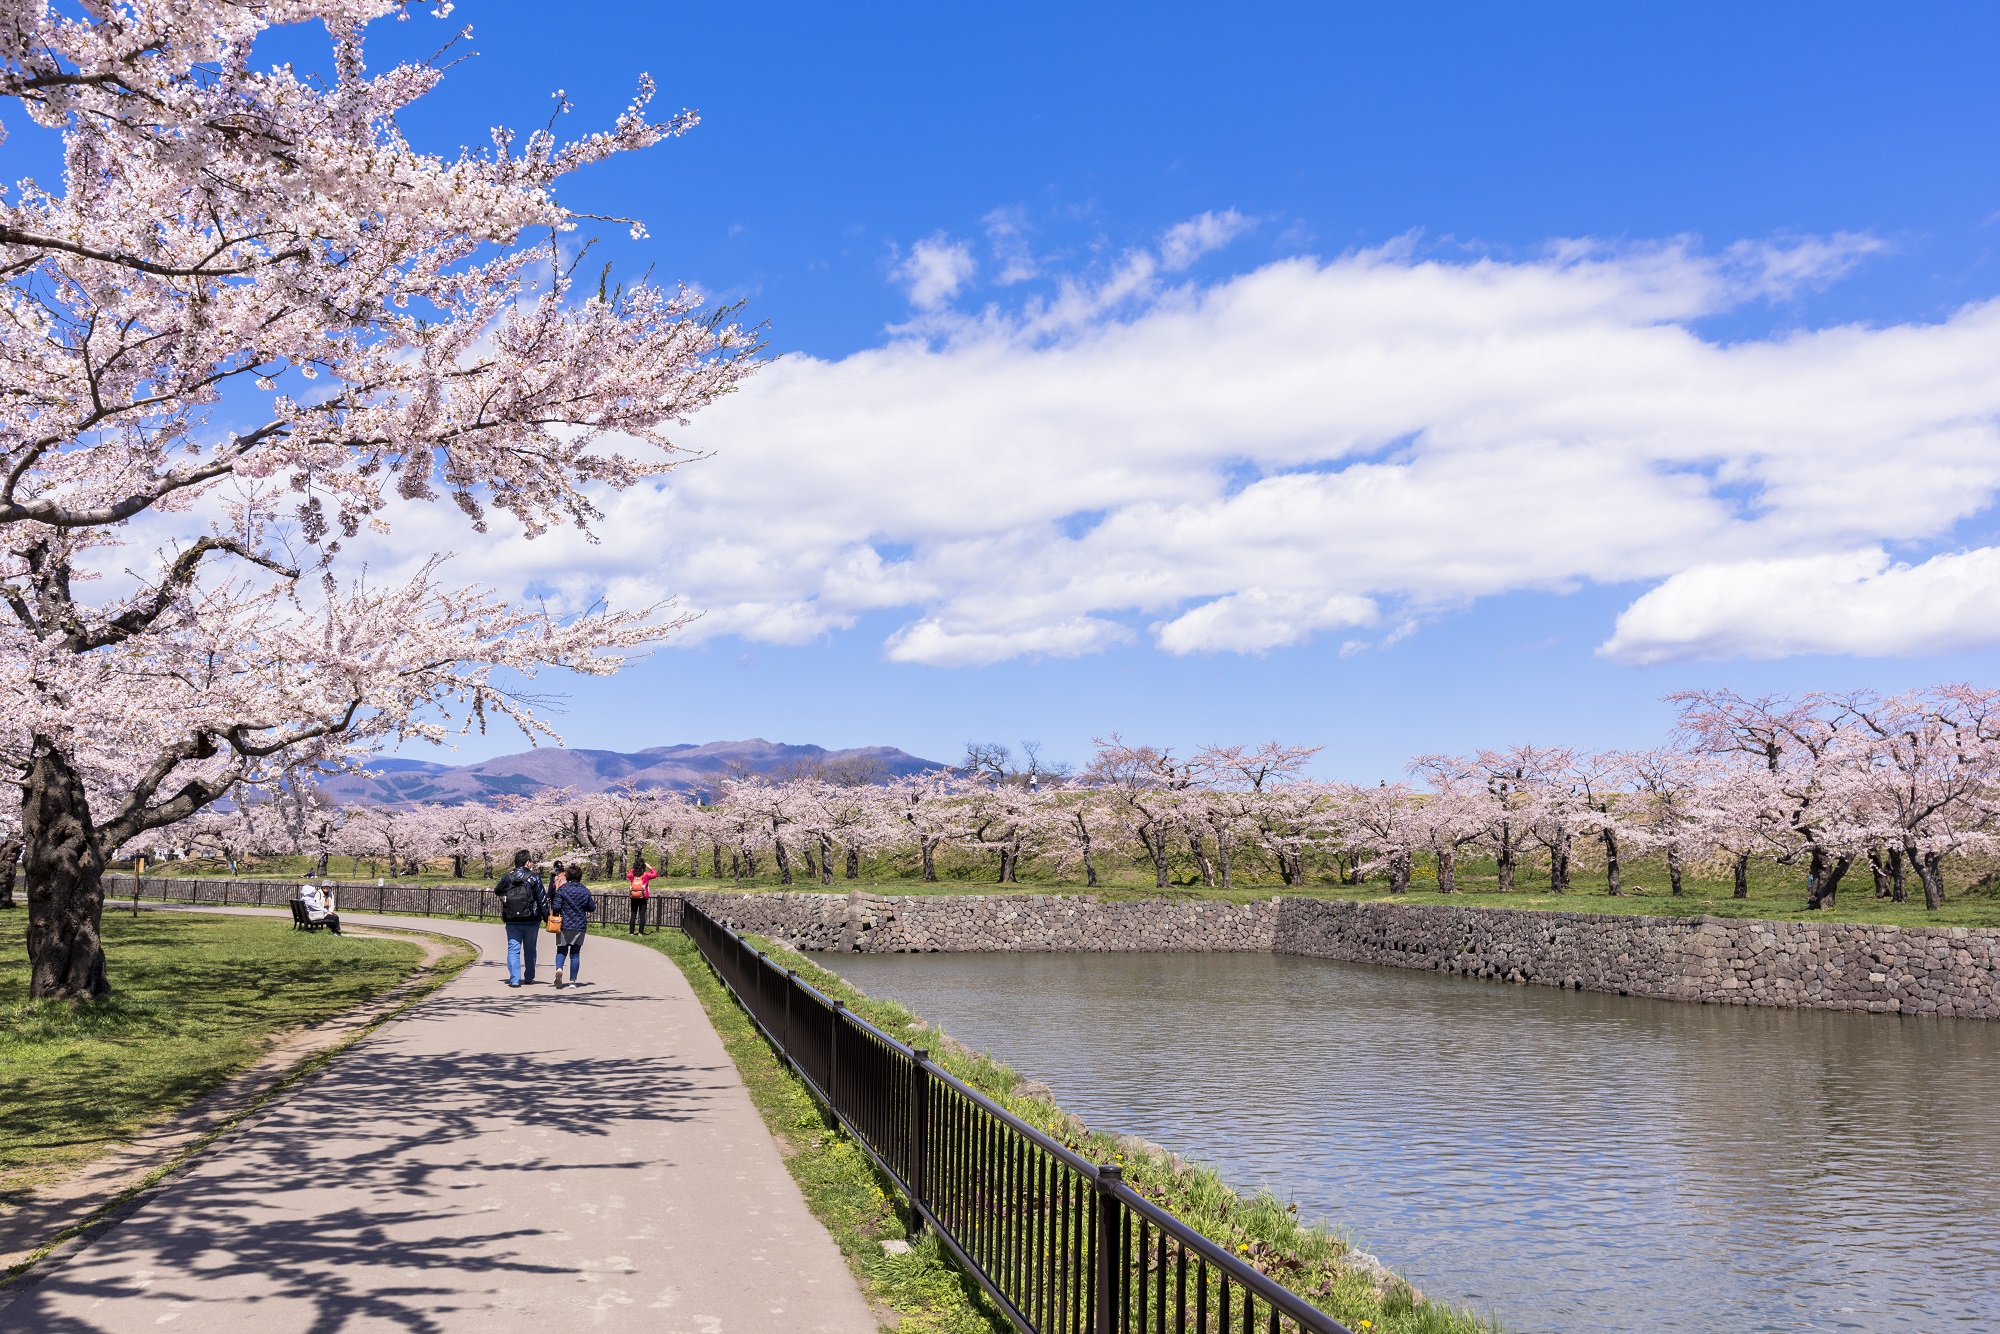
[{"xmin": 493, "ymin": 850, "xmax": 548, "ymax": 988}]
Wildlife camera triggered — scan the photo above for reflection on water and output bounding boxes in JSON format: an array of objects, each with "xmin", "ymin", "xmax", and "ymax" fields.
[{"xmin": 828, "ymin": 950, "xmax": 2000, "ymax": 1334}]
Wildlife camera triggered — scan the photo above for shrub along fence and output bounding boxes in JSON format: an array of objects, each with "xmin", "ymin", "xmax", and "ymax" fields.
[{"xmin": 680, "ymin": 897, "xmax": 1351, "ymax": 1334}]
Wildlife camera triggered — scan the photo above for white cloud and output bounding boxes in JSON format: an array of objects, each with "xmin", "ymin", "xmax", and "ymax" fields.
[
  {"xmin": 1156, "ymin": 589, "xmax": 1378, "ymax": 654},
  {"xmin": 350, "ymin": 222, "xmax": 2000, "ymax": 668},
  {"xmin": 1600, "ymin": 548, "xmax": 2000, "ymax": 664},
  {"xmin": 1159, "ymin": 209, "xmax": 1255, "ymax": 270},
  {"xmin": 983, "ymin": 206, "xmax": 1039, "ymax": 285},
  {"xmin": 894, "ymin": 234, "xmax": 976, "ymax": 309}
]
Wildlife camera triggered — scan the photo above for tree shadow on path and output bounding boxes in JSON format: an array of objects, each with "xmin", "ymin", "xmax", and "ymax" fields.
[{"xmin": 4, "ymin": 967, "xmax": 724, "ymax": 1333}]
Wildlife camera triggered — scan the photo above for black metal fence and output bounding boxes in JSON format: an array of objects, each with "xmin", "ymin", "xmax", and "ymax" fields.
[
  {"xmin": 679, "ymin": 898, "xmax": 1353, "ymax": 1334},
  {"xmin": 119, "ymin": 875, "xmax": 683, "ymax": 930}
]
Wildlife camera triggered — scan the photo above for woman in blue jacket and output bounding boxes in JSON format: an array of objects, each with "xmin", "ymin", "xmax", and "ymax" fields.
[{"xmin": 551, "ymin": 867, "xmax": 597, "ymax": 988}]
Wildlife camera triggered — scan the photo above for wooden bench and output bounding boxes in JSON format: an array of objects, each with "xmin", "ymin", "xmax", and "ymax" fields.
[{"xmin": 287, "ymin": 899, "xmax": 328, "ymax": 932}]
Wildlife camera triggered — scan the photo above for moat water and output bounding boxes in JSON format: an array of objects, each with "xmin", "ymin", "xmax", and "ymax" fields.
[{"xmin": 828, "ymin": 950, "xmax": 2000, "ymax": 1334}]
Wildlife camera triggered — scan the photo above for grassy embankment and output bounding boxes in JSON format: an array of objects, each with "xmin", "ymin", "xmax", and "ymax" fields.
[
  {"xmin": 0, "ymin": 911, "xmax": 439, "ymax": 1205},
  {"xmin": 136, "ymin": 850, "xmax": 2000, "ymax": 929},
  {"xmin": 643, "ymin": 927, "xmax": 1498, "ymax": 1334}
]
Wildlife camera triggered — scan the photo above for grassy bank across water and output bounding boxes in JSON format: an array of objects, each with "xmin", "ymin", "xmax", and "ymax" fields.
[
  {"xmin": 644, "ymin": 927, "xmax": 1498, "ymax": 1334},
  {"xmin": 0, "ymin": 911, "xmax": 431, "ymax": 1204}
]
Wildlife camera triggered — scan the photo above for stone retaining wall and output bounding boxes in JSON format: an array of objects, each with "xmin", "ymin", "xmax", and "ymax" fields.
[
  {"xmin": 684, "ymin": 889, "xmax": 1280, "ymax": 953},
  {"xmin": 1272, "ymin": 897, "xmax": 2000, "ymax": 1017},
  {"xmin": 124, "ymin": 876, "xmax": 2000, "ymax": 1017}
]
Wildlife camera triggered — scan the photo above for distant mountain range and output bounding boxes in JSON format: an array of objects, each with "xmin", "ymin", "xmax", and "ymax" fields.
[{"xmin": 316, "ymin": 739, "xmax": 948, "ymax": 807}]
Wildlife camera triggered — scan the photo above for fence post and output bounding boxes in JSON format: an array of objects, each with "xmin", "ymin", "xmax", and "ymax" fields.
[
  {"xmin": 784, "ymin": 970, "xmax": 796, "ymax": 1057},
  {"xmin": 909, "ymin": 1048, "xmax": 931, "ymax": 1214},
  {"xmin": 830, "ymin": 999, "xmax": 845, "ymax": 1114},
  {"xmin": 1095, "ymin": 1164, "xmax": 1124, "ymax": 1334}
]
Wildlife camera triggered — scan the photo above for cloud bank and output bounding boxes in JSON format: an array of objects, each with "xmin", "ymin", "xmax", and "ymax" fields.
[{"xmin": 388, "ymin": 219, "xmax": 2000, "ymax": 667}]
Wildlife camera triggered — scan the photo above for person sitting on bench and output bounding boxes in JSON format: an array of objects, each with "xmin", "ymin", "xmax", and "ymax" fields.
[{"xmin": 299, "ymin": 883, "xmax": 342, "ymax": 935}]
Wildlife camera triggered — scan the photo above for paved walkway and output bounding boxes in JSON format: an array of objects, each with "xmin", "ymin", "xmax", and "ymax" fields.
[{"xmin": 1, "ymin": 911, "xmax": 878, "ymax": 1334}]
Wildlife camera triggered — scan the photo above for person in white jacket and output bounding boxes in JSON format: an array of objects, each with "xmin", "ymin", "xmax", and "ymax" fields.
[{"xmin": 299, "ymin": 883, "xmax": 342, "ymax": 934}]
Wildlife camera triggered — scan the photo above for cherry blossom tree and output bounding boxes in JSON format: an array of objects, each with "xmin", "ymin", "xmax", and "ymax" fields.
[
  {"xmin": 1472, "ymin": 748, "xmax": 1538, "ymax": 893},
  {"xmin": 1407, "ymin": 757, "xmax": 1492, "ymax": 893},
  {"xmin": 1504, "ymin": 746, "xmax": 1587, "ymax": 893},
  {"xmin": 1626, "ymin": 748, "xmax": 1710, "ymax": 896},
  {"xmin": 1087, "ymin": 735, "xmax": 1185, "ymax": 889},
  {"xmin": 1845, "ymin": 687, "xmax": 2000, "ymax": 911},
  {"xmin": 2, "ymin": 1, "xmax": 757, "ymax": 996},
  {"xmin": 891, "ymin": 769, "xmax": 964, "ymax": 884},
  {"xmin": 1569, "ymin": 752, "xmax": 1636, "ymax": 897},
  {"xmin": 1346, "ymin": 780, "xmax": 1418, "ymax": 892},
  {"xmin": 1188, "ymin": 743, "xmax": 1321, "ymax": 891},
  {"xmin": 1670, "ymin": 691, "xmax": 1869, "ymax": 910}
]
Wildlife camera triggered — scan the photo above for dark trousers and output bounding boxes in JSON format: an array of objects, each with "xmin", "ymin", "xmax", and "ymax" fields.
[{"xmin": 628, "ymin": 898, "xmax": 647, "ymax": 933}]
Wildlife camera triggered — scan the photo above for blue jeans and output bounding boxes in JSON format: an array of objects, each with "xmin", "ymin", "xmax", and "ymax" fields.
[
  {"xmin": 504, "ymin": 920, "xmax": 539, "ymax": 984},
  {"xmin": 554, "ymin": 929, "xmax": 585, "ymax": 979}
]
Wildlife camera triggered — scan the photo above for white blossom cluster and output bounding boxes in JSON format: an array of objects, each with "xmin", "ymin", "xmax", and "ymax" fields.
[{"xmin": 1, "ymin": 0, "xmax": 756, "ymax": 867}]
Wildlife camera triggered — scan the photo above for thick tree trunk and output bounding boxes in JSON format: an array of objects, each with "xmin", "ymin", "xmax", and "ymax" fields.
[
  {"xmin": 920, "ymin": 837, "xmax": 938, "ymax": 883},
  {"xmin": 1213, "ymin": 832, "xmax": 1232, "ymax": 892},
  {"xmin": 1732, "ymin": 853, "xmax": 1750, "ymax": 898},
  {"xmin": 1137, "ymin": 827, "xmax": 1169, "ymax": 888},
  {"xmin": 845, "ymin": 842, "xmax": 860, "ymax": 880},
  {"xmin": 1601, "ymin": 828, "xmax": 1622, "ymax": 896},
  {"xmin": 1889, "ymin": 845, "xmax": 1907, "ymax": 903},
  {"xmin": 1806, "ymin": 849, "xmax": 1851, "ymax": 911},
  {"xmin": 23, "ymin": 739, "xmax": 111, "ymax": 1000},
  {"xmin": 1186, "ymin": 832, "xmax": 1215, "ymax": 888},
  {"xmin": 1666, "ymin": 845, "xmax": 1684, "ymax": 896},
  {"xmin": 0, "ymin": 835, "xmax": 21, "ymax": 908},
  {"xmin": 451, "ymin": 854, "xmax": 465, "ymax": 879},
  {"xmin": 1870, "ymin": 846, "xmax": 1891, "ymax": 897},
  {"xmin": 773, "ymin": 837, "xmax": 792, "ymax": 885},
  {"xmin": 1908, "ymin": 843, "xmax": 1945, "ymax": 911},
  {"xmin": 819, "ymin": 835, "xmax": 835, "ymax": 886},
  {"xmin": 1435, "ymin": 845, "xmax": 1456, "ymax": 893},
  {"xmin": 802, "ymin": 844, "xmax": 818, "ymax": 879},
  {"xmin": 1549, "ymin": 835, "xmax": 1571, "ymax": 893},
  {"xmin": 1495, "ymin": 821, "xmax": 1516, "ymax": 892},
  {"xmin": 712, "ymin": 843, "xmax": 723, "ymax": 878},
  {"xmin": 1388, "ymin": 849, "xmax": 1410, "ymax": 894}
]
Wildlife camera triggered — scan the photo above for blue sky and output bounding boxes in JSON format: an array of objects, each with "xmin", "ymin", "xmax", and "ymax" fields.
[{"xmin": 303, "ymin": 4, "xmax": 2000, "ymax": 773}]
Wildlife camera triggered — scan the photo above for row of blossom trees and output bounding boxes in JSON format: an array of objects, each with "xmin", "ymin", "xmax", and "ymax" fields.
[{"xmin": 134, "ymin": 686, "xmax": 2000, "ymax": 912}]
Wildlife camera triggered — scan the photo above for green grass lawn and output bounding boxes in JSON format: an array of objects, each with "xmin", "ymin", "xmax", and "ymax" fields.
[{"xmin": 0, "ymin": 911, "xmax": 428, "ymax": 1202}]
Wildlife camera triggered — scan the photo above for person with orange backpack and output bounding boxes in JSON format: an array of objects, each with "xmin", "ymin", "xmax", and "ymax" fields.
[{"xmin": 626, "ymin": 861, "xmax": 657, "ymax": 934}]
